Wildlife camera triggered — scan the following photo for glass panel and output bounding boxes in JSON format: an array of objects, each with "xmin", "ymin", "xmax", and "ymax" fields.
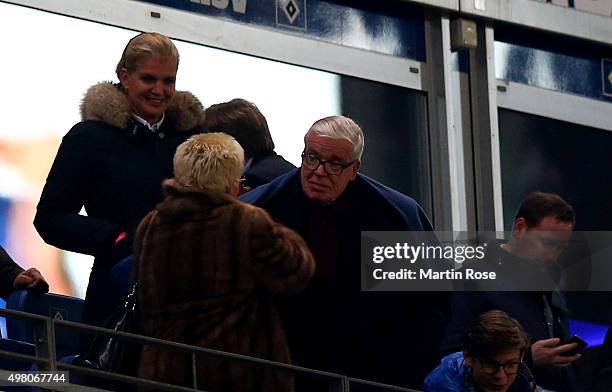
[
  {"xmin": 499, "ymin": 108, "xmax": 612, "ymax": 232},
  {"xmin": 341, "ymin": 77, "xmax": 432, "ymax": 216},
  {"xmin": 0, "ymin": 2, "xmax": 432, "ymax": 297},
  {"xmin": 499, "ymin": 108, "xmax": 612, "ymax": 324}
]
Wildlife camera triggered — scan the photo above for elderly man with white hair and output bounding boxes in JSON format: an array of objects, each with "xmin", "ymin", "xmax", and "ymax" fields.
[
  {"xmin": 134, "ymin": 132, "xmax": 315, "ymax": 392},
  {"xmin": 241, "ymin": 115, "xmax": 446, "ymax": 389}
]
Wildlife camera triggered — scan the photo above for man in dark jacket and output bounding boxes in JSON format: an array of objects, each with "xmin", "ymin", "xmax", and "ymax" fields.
[
  {"xmin": 203, "ymin": 98, "xmax": 295, "ymax": 190},
  {"xmin": 442, "ymin": 192, "xmax": 581, "ymax": 392},
  {"xmin": 0, "ymin": 246, "xmax": 48, "ymax": 299},
  {"xmin": 241, "ymin": 115, "xmax": 446, "ymax": 389}
]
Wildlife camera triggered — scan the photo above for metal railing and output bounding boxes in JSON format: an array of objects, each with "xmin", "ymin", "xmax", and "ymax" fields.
[{"xmin": 0, "ymin": 307, "xmax": 422, "ymax": 392}]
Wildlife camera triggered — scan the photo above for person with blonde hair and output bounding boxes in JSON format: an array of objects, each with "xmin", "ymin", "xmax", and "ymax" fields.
[
  {"xmin": 35, "ymin": 32, "xmax": 207, "ymax": 329},
  {"xmin": 134, "ymin": 133, "xmax": 315, "ymax": 391},
  {"xmin": 172, "ymin": 132, "xmax": 245, "ymax": 193}
]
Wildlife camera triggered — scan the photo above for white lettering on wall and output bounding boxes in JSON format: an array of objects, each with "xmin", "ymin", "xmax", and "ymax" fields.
[
  {"xmin": 232, "ymin": 0, "xmax": 247, "ymax": 13},
  {"xmin": 211, "ymin": 0, "xmax": 229, "ymax": 9},
  {"xmin": 190, "ymin": 0, "xmax": 247, "ymax": 14}
]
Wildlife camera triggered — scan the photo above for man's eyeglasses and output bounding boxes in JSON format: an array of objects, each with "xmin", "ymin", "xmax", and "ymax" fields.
[
  {"xmin": 476, "ymin": 357, "xmax": 521, "ymax": 375},
  {"xmin": 301, "ymin": 153, "xmax": 355, "ymax": 176},
  {"xmin": 239, "ymin": 176, "xmax": 248, "ymax": 188}
]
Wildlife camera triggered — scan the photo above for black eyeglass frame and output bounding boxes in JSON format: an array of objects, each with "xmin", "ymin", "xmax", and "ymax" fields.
[
  {"xmin": 301, "ymin": 152, "xmax": 356, "ymax": 176},
  {"xmin": 475, "ymin": 357, "xmax": 522, "ymax": 376}
]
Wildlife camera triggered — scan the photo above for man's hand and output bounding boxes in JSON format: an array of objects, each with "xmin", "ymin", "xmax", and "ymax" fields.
[
  {"xmin": 13, "ymin": 268, "xmax": 49, "ymax": 293},
  {"xmin": 531, "ymin": 337, "xmax": 581, "ymax": 368}
]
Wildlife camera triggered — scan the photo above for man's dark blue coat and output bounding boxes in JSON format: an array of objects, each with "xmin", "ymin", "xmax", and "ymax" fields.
[{"xmin": 241, "ymin": 169, "xmax": 447, "ymax": 389}]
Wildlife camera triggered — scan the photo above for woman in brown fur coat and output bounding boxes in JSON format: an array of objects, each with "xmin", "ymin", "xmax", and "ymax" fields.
[{"xmin": 134, "ymin": 133, "xmax": 315, "ymax": 392}]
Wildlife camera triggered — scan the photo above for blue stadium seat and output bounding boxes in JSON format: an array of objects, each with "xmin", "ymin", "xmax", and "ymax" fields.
[
  {"xmin": 6, "ymin": 290, "xmax": 84, "ymax": 359},
  {"xmin": 570, "ymin": 318, "xmax": 608, "ymax": 347},
  {"xmin": 0, "ymin": 340, "xmax": 38, "ymax": 391},
  {"xmin": 0, "ymin": 338, "xmax": 35, "ymax": 369},
  {"xmin": 592, "ymin": 325, "xmax": 612, "ymax": 391}
]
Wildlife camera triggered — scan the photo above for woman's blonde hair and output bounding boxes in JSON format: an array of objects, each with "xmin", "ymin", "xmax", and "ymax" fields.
[
  {"xmin": 174, "ymin": 133, "xmax": 244, "ymax": 193},
  {"xmin": 115, "ymin": 32, "xmax": 179, "ymax": 78}
]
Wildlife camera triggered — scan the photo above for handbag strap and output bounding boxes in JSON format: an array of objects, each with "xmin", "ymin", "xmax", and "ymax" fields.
[{"xmin": 123, "ymin": 282, "xmax": 138, "ymax": 311}]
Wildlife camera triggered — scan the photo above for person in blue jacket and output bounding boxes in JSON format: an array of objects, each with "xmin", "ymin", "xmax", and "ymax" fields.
[
  {"xmin": 241, "ymin": 115, "xmax": 446, "ymax": 389},
  {"xmin": 425, "ymin": 310, "xmax": 537, "ymax": 392}
]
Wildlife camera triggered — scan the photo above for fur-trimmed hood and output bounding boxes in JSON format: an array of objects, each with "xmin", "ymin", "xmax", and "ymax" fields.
[{"xmin": 80, "ymin": 82, "xmax": 206, "ymax": 132}]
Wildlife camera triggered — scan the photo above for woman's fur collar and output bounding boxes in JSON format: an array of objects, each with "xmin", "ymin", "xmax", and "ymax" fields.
[
  {"xmin": 80, "ymin": 82, "xmax": 206, "ymax": 132},
  {"xmin": 158, "ymin": 179, "xmax": 238, "ymax": 217}
]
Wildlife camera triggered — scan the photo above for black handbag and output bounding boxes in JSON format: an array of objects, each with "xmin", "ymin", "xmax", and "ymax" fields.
[{"xmin": 75, "ymin": 282, "xmax": 142, "ymax": 375}]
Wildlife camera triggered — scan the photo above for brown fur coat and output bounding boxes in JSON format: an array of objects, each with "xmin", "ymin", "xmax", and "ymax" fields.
[{"xmin": 134, "ymin": 179, "xmax": 315, "ymax": 392}]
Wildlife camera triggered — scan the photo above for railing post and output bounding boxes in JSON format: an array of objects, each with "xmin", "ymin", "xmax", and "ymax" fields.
[
  {"xmin": 0, "ymin": 307, "xmax": 420, "ymax": 391},
  {"xmin": 47, "ymin": 318, "xmax": 57, "ymax": 370},
  {"xmin": 329, "ymin": 375, "xmax": 350, "ymax": 392},
  {"xmin": 191, "ymin": 352, "xmax": 198, "ymax": 390},
  {"xmin": 35, "ymin": 317, "xmax": 57, "ymax": 371}
]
